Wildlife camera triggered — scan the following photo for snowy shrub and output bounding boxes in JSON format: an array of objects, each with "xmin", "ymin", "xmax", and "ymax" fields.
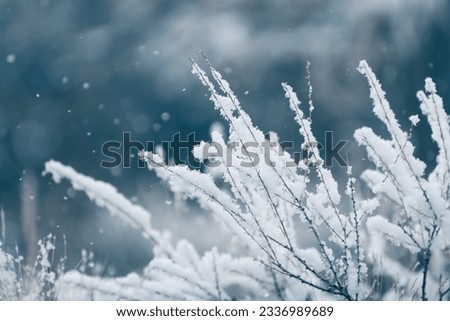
[
  {"xmin": 0, "ymin": 246, "xmax": 18, "ymax": 300},
  {"xmin": 0, "ymin": 234, "xmax": 64, "ymax": 300},
  {"xmin": 37, "ymin": 59, "xmax": 450, "ymax": 300}
]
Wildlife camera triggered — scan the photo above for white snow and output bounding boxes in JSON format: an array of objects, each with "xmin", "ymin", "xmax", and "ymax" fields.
[{"xmin": 6, "ymin": 54, "xmax": 15, "ymax": 64}]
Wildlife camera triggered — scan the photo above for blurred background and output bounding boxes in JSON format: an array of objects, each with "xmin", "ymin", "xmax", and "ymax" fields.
[{"xmin": 0, "ymin": 0, "xmax": 448, "ymax": 275}]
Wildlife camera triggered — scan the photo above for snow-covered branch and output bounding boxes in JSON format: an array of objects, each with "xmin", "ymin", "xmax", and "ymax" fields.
[{"xmin": 18, "ymin": 59, "xmax": 449, "ymax": 301}]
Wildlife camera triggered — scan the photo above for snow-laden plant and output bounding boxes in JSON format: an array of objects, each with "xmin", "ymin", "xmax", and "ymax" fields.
[
  {"xmin": 355, "ymin": 62, "xmax": 450, "ymax": 300},
  {"xmin": 0, "ymin": 234, "xmax": 64, "ymax": 300},
  {"xmin": 41, "ymin": 59, "xmax": 449, "ymax": 300},
  {"xmin": 0, "ymin": 245, "xmax": 18, "ymax": 300}
]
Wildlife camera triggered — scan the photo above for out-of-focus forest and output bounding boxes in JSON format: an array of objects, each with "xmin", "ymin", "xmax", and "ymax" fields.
[{"xmin": 0, "ymin": 0, "xmax": 448, "ymax": 275}]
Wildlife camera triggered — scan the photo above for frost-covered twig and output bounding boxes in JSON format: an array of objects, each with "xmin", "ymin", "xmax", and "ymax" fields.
[
  {"xmin": 44, "ymin": 160, "xmax": 166, "ymax": 252},
  {"xmin": 357, "ymin": 60, "xmax": 449, "ymax": 300}
]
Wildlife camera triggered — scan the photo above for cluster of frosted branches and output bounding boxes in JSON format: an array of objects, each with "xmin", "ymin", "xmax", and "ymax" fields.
[
  {"xmin": 45, "ymin": 161, "xmax": 274, "ymax": 300},
  {"xmin": 34, "ymin": 59, "xmax": 450, "ymax": 301},
  {"xmin": 355, "ymin": 61, "xmax": 450, "ymax": 300},
  {"xmin": 139, "ymin": 58, "xmax": 379, "ymax": 300},
  {"xmin": 0, "ymin": 234, "xmax": 63, "ymax": 300},
  {"xmin": 0, "ymin": 247, "xmax": 18, "ymax": 300},
  {"xmin": 58, "ymin": 241, "xmax": 269, "ymax": 300}
]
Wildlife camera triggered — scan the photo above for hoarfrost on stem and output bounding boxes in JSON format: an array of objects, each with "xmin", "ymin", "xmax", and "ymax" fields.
[{"xmin": 33, "ymin": 58, "xmax": 450, "ymax": 301}]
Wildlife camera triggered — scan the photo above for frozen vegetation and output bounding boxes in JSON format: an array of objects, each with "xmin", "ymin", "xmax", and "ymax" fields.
[{"xmin": 1, "ymin": 60, "xmax": 449, "ymax": 300}]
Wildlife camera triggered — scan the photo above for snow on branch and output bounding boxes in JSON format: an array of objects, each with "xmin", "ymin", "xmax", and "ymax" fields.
[
  {"xmin": 0, "ymin": 248, "xmax": 18, "ymax": 300},
  {"xmin": 58, "ymin": 240, "xmax": 271, "ymax": 301},
  {"xmin": 417, "ymin": 78, "xmax": 450, "ymax": 199},
  {"xmin": 138, "ymin": 58, "xmax": 381, "ymax": 301},
  {"xmin": 34, "ymin": 59, "xmax": 450, "ymax": 301},
  {"xmin": 357, "ymin": 60, "xmax": 450, "ymax": 300},
  {"xmin": 43, "ymin": 160, "xmax": 164, "ymax": 249}
]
